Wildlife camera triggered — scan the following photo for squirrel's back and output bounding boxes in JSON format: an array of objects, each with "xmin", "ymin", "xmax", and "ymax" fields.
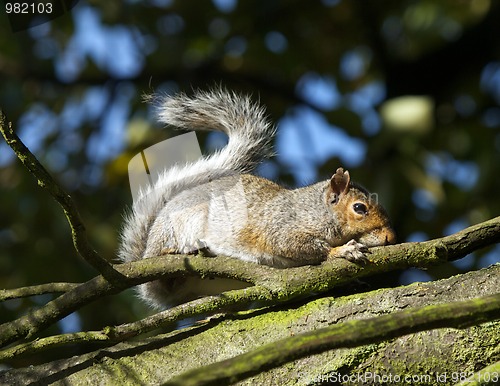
[{"xmin": 119, "ymin": 89, "xmax": 275, "ymax": 265}]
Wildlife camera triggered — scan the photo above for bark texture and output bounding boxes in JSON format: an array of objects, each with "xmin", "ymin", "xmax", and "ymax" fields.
[{"xmin": 1, "ymin": 264, "xmax": 498, "ymax": 386}]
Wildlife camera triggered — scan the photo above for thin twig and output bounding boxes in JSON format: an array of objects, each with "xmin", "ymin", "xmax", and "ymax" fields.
[
  {"xmin": 0, "ymin": 286, "xmax": 265, "ymax": 361},
  {"xmin": 0, "ymin": 110, "xmax": 124, "ymax": 284},
  {"xmin": 0, "ymin": 283, "xmax": 80, "ymax": 301},
  {"xmin": 0, "ymin": 254, "xmax": 262, "ymax": 348}
]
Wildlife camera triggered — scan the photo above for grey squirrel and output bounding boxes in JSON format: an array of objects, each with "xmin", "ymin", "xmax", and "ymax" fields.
[{"xmin": 119, "ymin": 88, "xmax": 396, "ymax": 309}]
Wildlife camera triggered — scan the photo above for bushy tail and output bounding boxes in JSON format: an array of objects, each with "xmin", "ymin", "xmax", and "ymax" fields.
[
  {"xmin": 119, "ymin": 88, "xmax": 275, "ymax": 263},
  {"xmin": 155, "ymin": 88, "xmax": 274, "ymax": 172}
]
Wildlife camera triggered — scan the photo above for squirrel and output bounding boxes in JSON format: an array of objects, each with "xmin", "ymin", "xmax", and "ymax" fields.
[{"xmin": 119, "ymin": 88, "xmax": 396, "ymax": 309}]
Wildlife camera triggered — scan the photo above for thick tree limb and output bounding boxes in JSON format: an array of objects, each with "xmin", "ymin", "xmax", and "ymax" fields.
[
  {"xmin": 0, "ymin": 110, "xmax": 124, "ymax": 285},
  {"xmin": 165, "ymin": 292, "xmax": 500, "ymax": 386}
]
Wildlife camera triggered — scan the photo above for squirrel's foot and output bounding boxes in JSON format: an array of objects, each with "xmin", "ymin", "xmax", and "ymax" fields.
[
  {"xmin": 328, "ymin": 239, "xmax": 370, "ymax": 264},
  {"xmin": 160, "ymin": 247, "xmax": 179, "ymax": 255},
  {"xmin": 161, "ymin": 240, "xmax": 215, "ymax": 256}
]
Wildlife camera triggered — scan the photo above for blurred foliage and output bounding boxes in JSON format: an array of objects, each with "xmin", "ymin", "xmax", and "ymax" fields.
[{"xmin": 1, "ymin": 0, "xmax": 499, "ymax": 366}]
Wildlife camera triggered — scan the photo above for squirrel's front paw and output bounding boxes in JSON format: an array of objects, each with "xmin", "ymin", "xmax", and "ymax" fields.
[{"xmin": 328, "ymin": 239, "xmax": 370, "ymax": 264}]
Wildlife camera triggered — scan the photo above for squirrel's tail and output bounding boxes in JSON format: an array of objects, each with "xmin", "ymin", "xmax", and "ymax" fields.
[
  {"xmin": 154, "ymin": 88, "xmax": 274, "ymax": 172},
  {"xmin": 119, "ymin": 88, "xmax": 274, "ymax": 264}
]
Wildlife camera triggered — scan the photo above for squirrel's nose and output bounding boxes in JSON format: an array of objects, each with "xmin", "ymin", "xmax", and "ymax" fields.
[{"xmin": 384, "ymin": 229, "xmax": 397, "ymax": 245}]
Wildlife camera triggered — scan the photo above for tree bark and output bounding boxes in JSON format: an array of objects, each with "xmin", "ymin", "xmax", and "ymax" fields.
[{"xmin": 2, "ymin": 264, "xmax": 498, "ymax": 386}]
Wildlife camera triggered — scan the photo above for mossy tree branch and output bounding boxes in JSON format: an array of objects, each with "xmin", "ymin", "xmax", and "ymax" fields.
[
  {"xmin": 1, "ymin": 216, "xmax": 499, "ymax": 354},
  {"xmin": 2, "ymin": 264, "xmax": 497, "ymax": 385},
  {"xmin": 165, "ymin": 292, "xmax": 500, "ymax": 386}
]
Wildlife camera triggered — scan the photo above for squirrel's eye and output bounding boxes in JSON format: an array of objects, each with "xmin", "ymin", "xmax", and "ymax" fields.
[{"xmin": 353, "ymin": 202, "xmax": 368, "ymax": 215}]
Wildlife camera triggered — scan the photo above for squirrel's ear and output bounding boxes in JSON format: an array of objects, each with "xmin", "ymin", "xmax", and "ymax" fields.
[{"xmin": 329, "ymin": 167, "xmax": 350, "ymax": 204}]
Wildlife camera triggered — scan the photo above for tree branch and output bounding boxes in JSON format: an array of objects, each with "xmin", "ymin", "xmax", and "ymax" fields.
[
  {"xmin": 1, "ymin": 216, "xmax": 499, "ymax": 352},
  {"xmin": 0, "ymin": 109, "xmax": 124, "ymax": 285},
  {"xmin": 0, "ymin": 283, "xmax": 80, "ymax": 301},
  {"xmin": 0, "ymin": 287, "xmax": 264, "ymax": 362},
  {"xmin": 164, "ymin": 292, "xmax": 500, "ymax": 386},
  {"xmin": 0, "ymin": 254, "xmax": 261, "ymax": 348},
  {"xmin": 3, "ymin": 264, "xmax": 497, "ymax": 385}
]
